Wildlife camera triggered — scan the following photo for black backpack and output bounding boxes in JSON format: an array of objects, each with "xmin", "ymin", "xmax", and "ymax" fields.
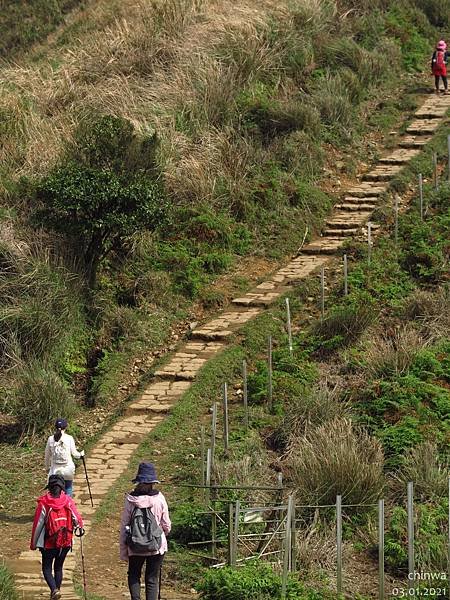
[{"xmin": 126, "ymin": 506, "xmax": 163, "ymax": 553}]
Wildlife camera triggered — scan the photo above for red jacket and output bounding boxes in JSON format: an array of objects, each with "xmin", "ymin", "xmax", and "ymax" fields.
[{"xmin": 30, "ymin": 491, "xmax": 83, "ymax": 550}]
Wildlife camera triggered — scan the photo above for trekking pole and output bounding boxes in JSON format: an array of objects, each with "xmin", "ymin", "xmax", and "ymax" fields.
[
  {"xmin": 75, "ymin": 528, "xmax": 87, "ymax": 600},
  {"xmin": 81, "ymin": 456, "xmax": 94, "ymax": 507},
  {"xmin": 158, "ymin": 564, "xmax": 162, "ymax": 600}
]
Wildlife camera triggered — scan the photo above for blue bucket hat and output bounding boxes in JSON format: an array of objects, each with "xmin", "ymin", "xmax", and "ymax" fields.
[
  {"xmin": 55, "ymin": 417, "xmax": 68, "ymax": 429},
  {"xmin": 132, "ymin": 462, "xmax": 160, "ymax": 484}
]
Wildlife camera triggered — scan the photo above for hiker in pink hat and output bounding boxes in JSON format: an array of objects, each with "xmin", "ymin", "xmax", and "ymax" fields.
[{"xmin": 431, "ymin": 40, "xmax": 448, "ymax": 95}]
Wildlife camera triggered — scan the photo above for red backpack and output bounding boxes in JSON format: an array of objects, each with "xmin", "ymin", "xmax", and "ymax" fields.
[
  {"xmin": 436, "ymin": 50, "xmax": 445, "ymax": 68},
  {"xmin": 45, "ymin": 505, "xmax": 74, "ymax": 548}
]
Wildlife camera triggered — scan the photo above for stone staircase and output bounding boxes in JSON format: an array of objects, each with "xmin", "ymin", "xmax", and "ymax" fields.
[{"xmin": 12, "ymin": 92, "xmax": 450, "ymax": 598}]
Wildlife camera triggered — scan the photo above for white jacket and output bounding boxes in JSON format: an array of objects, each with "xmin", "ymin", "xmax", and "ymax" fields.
[{"xmin": 45, "ymin": 432, "xmax": 82, "ymax": 480}]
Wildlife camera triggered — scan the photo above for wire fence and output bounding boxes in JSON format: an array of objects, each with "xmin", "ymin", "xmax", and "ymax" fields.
[{"xmin": 177, "ymin": 480, "xmax": 450, "ymax": 600}]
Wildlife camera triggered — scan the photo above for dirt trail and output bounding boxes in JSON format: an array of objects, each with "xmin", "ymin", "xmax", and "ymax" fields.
[{"xmin": 10, "ymin": 93, "xmax": 450, "ymax": 598}]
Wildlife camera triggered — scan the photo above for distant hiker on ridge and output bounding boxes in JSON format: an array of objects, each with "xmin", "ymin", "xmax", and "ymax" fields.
[
  {"xmin": 45, "ymin": 418, "xmax": 84, "ymax": 497},
  {"xmin": 30, "ymin": 474, "xmax": 84, "ymax": 600},
  {"xmin": 120, "ymin": 462, "xmax": 171, "ymax": 600},
  {"xmin": 431, "ymin": 40, "xmax": 448, "ymax": 95}
]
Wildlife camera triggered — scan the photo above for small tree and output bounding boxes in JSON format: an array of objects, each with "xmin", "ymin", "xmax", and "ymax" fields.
[{"xmin": 34, "ymin": 116, "xmax": 167, "ymax": 287}]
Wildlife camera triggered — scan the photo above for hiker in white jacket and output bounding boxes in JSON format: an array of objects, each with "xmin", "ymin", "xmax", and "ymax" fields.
[{"xmin": 45, "ymin": 418, "xmax": 84, "ymax": 497}]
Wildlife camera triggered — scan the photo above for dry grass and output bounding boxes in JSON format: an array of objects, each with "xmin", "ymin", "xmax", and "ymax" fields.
[
  {"xmin": 0, "ymin": 0, "xmax": 286, "ymax": 186},
  {"xmin": 286, "ymin": 417, "xmax": 385, "ymax": 506},
  {"xmin": 391, "ymin": 440, "xmax": 449, "ymax": 502},
  {"xmin": 403, "ymin": 286, "xmax": 450, "ymax": 341},
  {"xmin": 364, "ymin": 323, "xmax": 426, "ymax": 378},
  {"xmin": 0, "ymin": 0, "xmax": 388, "ymax": 209}
]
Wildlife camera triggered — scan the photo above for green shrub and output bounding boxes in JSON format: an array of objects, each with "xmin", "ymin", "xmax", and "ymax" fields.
[
  {"xmin": 170, "ymin": 502, "xmax": 212, "ymax": 546},
  {"xmin": 290, "ymin": 181, "xmax": 332, "ymax": 227},
  {"xmin": 34, "ymin": 116, "xmax": 167, "ymax": 288},
  {"xmin": 385, "ymin": 6, "xmax": 431, "ymax": 72},
  {"xmin": 385, "ymin": 501, "xmax": 448, "ymax": 575},
  {"xmin": 196, "ymin": 561, "xmax": 335, "ymax": 600},
  {"xmin": 358, "ymin": 366, "xmax": 450, "ymax": 469},
  {"xmin": 410, "ymin": 0, "xmax": 450, "ymax": 27},
  {"xmin": 8, "ymin": 361, "xmax": 75, "ymax": 434},
  {"xmin": 399, "ymin": 211, "xmax": 450, "ymax": 284},
  {"xmin": 248, "ymin": 347, "xmax": 317, "ymax": 408},
  {"xmin": 0, "ymin": 563, "xmax": 18, "ymax": 600}
]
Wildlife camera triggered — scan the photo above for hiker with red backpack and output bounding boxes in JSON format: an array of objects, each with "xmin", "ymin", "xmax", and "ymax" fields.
[
  {"xmin": 30, "ymin": 474, "xmax": 84, "ymax": 600},
  {"xmin": 431, "ymin": 40, "xmax": 449, "ymax": 95},
  {"xmin": 120, "ymin": 463, "xmax": 171, "ymax": 600},
  {"xmin": 45, "ymin": 418, "xmax": 84, "ymax": 497}
]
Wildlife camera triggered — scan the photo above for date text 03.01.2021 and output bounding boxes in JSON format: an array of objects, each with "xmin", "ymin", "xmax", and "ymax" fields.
[{"xmin": 392, "ymin": 589, "xmax": 447, "ymax": 597}]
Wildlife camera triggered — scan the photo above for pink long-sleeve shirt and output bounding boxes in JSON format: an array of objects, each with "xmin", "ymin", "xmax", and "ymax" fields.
[{"xmin": 119, "ymin": 491, "xmax": 171, "ymax": 561}]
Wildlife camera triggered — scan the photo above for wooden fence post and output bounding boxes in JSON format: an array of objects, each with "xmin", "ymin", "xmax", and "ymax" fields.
[
  {"xmin": 336, "ymin": 495, "xmax": 343, "ymax": 595},
  {"xmin": 394, "ymin": 195, "xmax": 399, "ymax": 246},
  {"xmin": 268, "ymin": 336, "xmax": 273, "ymax": 412},
  {"xmin": 243, "ymin": 359, "xmax": 249, "ymax": 431},
  {"xmin": 378, "ymin": 499, "xmax": 385, "ymax": 600},
  {"xmin": 281, "ymin": 494, "xmax": 295, "ymax": 599},
  {"xmin": 286, "ymin": 298, "xmax": 293, "ymax": 356},
  {"xmin": 320, "ymin": 267, "xmax": 325, "ymax": 320},
  {"xmin": 343, "ymin": 254, "xmax": 348, "ymax": 296},
  {"xmin": 407, "ymin": 482, "xmax": 415, "ymax": 590},
  {"xmin": 228, "ymin": 503, "xmax": 234, "ymax": 566},
  {"xmin": 419, "ymin": 173, "xmax": 424, "ymax": 219},
  {"xmin": 223, "ymin": 382, "xmax": 229, "ymax": 451},
  {"xmin": 233, "ymin": 500, "xmax": 240, "ymax": 567}
]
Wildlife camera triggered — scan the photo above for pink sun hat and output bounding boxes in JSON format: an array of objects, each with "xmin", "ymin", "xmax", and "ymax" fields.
[{"xmin": 437, "ymin": 40, "xmax": 447, "ymax": 50}]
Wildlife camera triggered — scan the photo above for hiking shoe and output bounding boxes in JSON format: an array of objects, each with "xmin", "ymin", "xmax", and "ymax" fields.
[{"xmin": 50, "ymin": 590, "xmax": 61, "ymax": 600}]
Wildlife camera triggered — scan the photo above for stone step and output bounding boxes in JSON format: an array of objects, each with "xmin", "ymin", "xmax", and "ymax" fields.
[
  {"xmin": 346, "ymin": 185, "xmax": 387, "ymax": 198},
  {"xmin": 362, "ymin": 166, "xmax": 402, "ymax": 181},
  {"xmin": 379, "ymin": 149, "xmax": 420, "ymax": 164},
  {"xmin": 415, "ymin": 108, "xmax": 448, "ymax": 118},
  {"xmin": 324, "ymin": 228, "xmax": 359, "ymax": 237},
  {"xmin": 334, "ymin": 202, "xmax": 377, "ymax": 212},
  {"xmin": 302, "ymin": 237, "xmax": 345, "ymax": 255},
  {"xmin": 325, "ymin": 220, "xmax": 363, "ymax": 230},
  {"xmin": 190, "ymin": 329, "xmax": 233, "ymax": 341},
  {"xmin": 398, "ymin": 135, "xmax": 432, "ymax": 148},
  {"xmin": 406, "ymin": 118, "xmax": 441, "ymax": 135},
  {"xmin": 326, "ymin": 210, "xmax": 372, "ymax": 227}
]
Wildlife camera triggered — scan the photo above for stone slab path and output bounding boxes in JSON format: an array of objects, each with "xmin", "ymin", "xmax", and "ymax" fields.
[{"xmin": 13, "ymin": 93, "xmax": 450, "ymax": 598}]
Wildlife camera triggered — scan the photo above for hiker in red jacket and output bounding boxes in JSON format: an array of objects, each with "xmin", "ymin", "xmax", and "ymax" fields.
[
  {"xmin": 30, "ymin": 474, "xmax": 84, "ymax": 600},
  {"xmin": 431, "ymin": 40, "xmax": 449, "ymax": 95}
]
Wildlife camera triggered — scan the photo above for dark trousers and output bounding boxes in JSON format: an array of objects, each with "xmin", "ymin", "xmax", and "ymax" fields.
[
  {"xmin": 128, "ymin": 554, "xmax": 164, "ymax": 600},
  {"xmin": 40, "ymin": 547, "xmax": 70, "ymax": 592},
  {"xmin": 435, "ymin": 75, "xmax": 448, "ymax": 90}
]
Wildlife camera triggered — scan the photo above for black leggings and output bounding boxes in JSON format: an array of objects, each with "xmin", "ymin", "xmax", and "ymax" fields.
[
  {"xmin": 128, "ymin": 554, "xmax": 164, "ymax": 600},
  {"xmin": 435, "ymin": 75, "xmax": 448, "ymax": 90},
  {"xmin": 40, "ymin": 547, "xmax": 70, "ymax": 592}
]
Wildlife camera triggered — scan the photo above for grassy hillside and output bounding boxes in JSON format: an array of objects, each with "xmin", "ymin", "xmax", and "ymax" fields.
[
  {"xmin": 0, "ymin": 1, "xmax": 449, "ymax": 597},
  {"xmin": 0, "ymin": 0, "xmax": 84, "ymax": 58},
  {"xmin": 0, "ymin": 0, "xmax": 449, "ymax": 438}
]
